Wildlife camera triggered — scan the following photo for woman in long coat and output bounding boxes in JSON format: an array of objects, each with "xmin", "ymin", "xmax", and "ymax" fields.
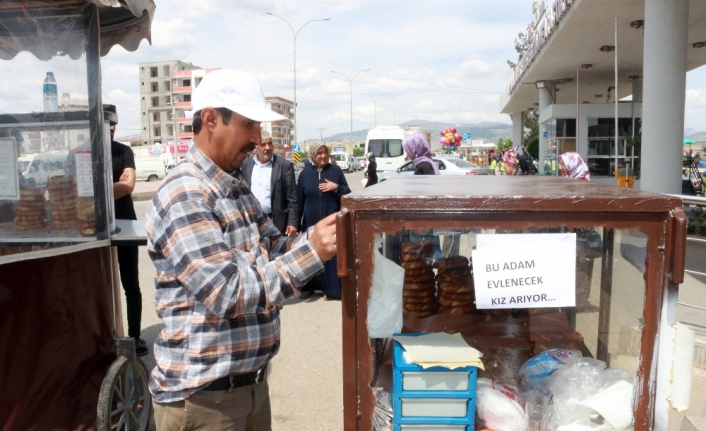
[
  {"xmin": 365, "ymin": 152, "xmax": 378, "ymax": 187},
  {"xmin": 297, "ymin": 143, "xmax": 351, "ymax": 299}
]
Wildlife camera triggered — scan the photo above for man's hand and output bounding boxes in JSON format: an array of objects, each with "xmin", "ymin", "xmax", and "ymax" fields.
[
  {"xmin": 318, "ymin": 179, "xmax": 338, "ymax": 193},
  {"xmin": 119, "ymin": 171, "xmax": 129, "ymax": 182},
  {"xmin": 285, "ymin": 225, "xmax": 298, "ymax": 237},
  {"xmin": 308, "ymin": 214, "xmax": 337, "ymax": 262}
]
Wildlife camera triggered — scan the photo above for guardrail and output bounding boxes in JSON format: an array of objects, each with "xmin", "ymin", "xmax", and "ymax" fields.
[{"xmin": 667, "ymin": 194, "xmax": 706, "ymax": 206}]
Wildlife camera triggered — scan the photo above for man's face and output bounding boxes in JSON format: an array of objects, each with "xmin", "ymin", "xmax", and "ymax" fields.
[
  {"xmin": 255, "ymin": 139, "xmax": 274, "ymax": 163},
  {"xmin": 109, "ymin": 124, "xmax": 116, "ymax": 141},
  {"xmin": 214, "ymin": 111, "xmax": 261, "ymax": 172}
]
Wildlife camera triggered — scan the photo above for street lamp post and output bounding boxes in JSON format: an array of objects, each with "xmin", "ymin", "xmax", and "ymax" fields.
[
  {"xmin": 381, "ymin": 105, "xmax": 407, "ymax": 125},
  {"xmin": 360, "ymin": 92, "xmax": 389, "ymax": 127},
  {"xmin": 266, "ymin": 12, "xmax": 329, "ymax": 147},
  {"xmin": 331, "ymin": 69, "xmax": 369, "ymax": 146},
  {"xmin": 317, "ymin": 127, "xmax": 325, "ymax": 142}
]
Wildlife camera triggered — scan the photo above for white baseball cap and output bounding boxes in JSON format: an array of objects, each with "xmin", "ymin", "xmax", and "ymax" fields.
[{"xmin": 191, "ymin": 69, "xmax": 292, "ymax": 125}]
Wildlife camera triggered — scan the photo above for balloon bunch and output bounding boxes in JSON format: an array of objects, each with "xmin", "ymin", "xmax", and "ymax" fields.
[{"xmin": 439, "ymin": 127, "xmax": 462, "ymax": 152}]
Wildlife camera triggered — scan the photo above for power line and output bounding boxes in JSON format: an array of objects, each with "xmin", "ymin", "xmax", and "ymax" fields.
[
  {"xmin": 298, "ymin": 53, "xmax": 501, "ymax": 94},
  {"xmin": 248, "ymin": 53, "xmax": 293, "ymax": 72}
]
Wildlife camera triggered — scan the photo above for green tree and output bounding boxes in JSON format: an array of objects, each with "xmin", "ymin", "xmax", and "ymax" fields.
[
  {"xmin": 525, "ymin": 137, "xmax": 539, "ymax": 161},
  {"xmin": 523, "ymin": 111, "xmax": 539, "ymax": 142},
  {"xmin": 497, "ymin": 138, "xmax": 513, "ymax": 150},
  {"xmin": 353, "ymin": 147, "xmax": 364, "ymax": 157},
  {"xmin": 507, "ymin": 32, "xmax": 529, "ymax": 70}
]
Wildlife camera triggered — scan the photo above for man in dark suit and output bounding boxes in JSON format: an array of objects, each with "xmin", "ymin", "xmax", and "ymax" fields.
[{"xmin": 242, "ymin": 130, "xmax": 299, "ymax": 236}]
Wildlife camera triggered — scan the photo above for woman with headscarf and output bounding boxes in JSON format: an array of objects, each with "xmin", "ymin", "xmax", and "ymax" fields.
[
  {"xmin": 297, "ymin": 142, "xmax": 351, "ymax": 300},
  {"xmin": 502, "ymin": 146, "xmax": 536, "ymax": 176},
  {"xmin": 365, "ymin": 151, "xmax": 378, "ymax": 187},
  {"xmin": 402, "ymin": 131, "xmax": 440, "ymax": 175},
  {"xmin": 558, "ymin": 152, "xmax": 591, "ymax": 181}
]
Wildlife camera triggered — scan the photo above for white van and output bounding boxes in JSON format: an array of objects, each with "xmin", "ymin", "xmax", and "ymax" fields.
[
  {"xmin": 135, "ymin": 157, "xmax": 166, "ymax": 182},
  {"xmin": 18, "ymin": 152, "xmax": 69, "ymax": 188},
  {"xmin": 363, "ymin": 125, "xmax": 407, "ymax": 174},
  {"xmin": 331, "ymin": 152, "xmax": 354, "ymax": 173}
]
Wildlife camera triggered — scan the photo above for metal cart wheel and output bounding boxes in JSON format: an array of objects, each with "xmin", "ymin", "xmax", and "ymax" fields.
[{"xmin": 97, "ymin": 345, "xmax": 151, "ymax": 431}]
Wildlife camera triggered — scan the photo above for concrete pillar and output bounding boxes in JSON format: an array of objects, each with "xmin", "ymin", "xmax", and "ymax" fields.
[
  {"xmin": 511, "ymin": 112, "xmax": 524, "ymax": 147},
  {"xmin": 538, "ymin": 88, "xmax": 553, "ymax": 172},
  {"xmin": 632, "ymin": 78, "xmax": 643, "ymax": 103},
  {"xmin": 640, "ymin": 0, "xmax": 689, "ymax": 194}
]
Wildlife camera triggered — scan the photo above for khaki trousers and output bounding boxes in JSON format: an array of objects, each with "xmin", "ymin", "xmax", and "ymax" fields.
[{"xmin": 153, "ymin": 375, "xmax": 271, "ymax": 431}]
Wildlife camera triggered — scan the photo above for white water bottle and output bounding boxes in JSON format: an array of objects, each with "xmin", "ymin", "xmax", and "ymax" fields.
[{"xmin": 43, "ymin": 72, "xmax": 58, "ymax": 112}]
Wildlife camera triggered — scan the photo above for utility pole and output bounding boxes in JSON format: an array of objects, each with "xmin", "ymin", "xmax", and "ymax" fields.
[
  {"xmin": 266, "ymin": 13, "xmax": 330, "ymax": 148},
  {"xmin": 360, "ymin": 92, "xmax": 389, "ymax": 127},
  {"xmin": 317, "ymin": 127, "xmax": 325, "ymax": 142},
  {"xmin": 381, "ymin": 105, "xmax": 407, "ymax": 125},
  {"xmin": 331, "ymin": 69, "xmax": 370, "ymax": 146}
]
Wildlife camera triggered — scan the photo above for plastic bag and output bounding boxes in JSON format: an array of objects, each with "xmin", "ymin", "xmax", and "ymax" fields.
[
  {"xmin": 550, "ymin": 359, "xmax": 632, "ymax": 429},
  {"xmin": 519, "ymin": 349, "xmax": 583, "ymax": 391},
  {"xmin": 367, "ymin": 236, "xmax": 405, "ymax": 338},
  {"xmin": 475, "ymin": 378, "xmax": 526, "ymax": 431}
]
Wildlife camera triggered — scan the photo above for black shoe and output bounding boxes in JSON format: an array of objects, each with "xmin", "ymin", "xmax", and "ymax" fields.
[
  {"xmin": 299, "ymin": 291, "xmax": 312, "ymax": 299},
  {"xmin": 135, "ymin": 337, "xmax": 148, "ymax": 357}
]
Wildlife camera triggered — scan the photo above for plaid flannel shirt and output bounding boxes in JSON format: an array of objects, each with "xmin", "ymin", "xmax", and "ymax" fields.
[{"xmin": 145, "ymin": 145, "xmax": 324, "ymax": 403}]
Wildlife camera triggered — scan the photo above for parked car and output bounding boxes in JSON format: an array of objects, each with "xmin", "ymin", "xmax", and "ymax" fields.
[
  {"xmin": 135, "ymin": 157, "xmax": 166, "ymax": 182},
  {"xmin": 349, "ymin": 157, "xmax": 363, "ymax": 171},
  {"xmin": 360, "ymin": 157, "xmax": 492, "ymax": 186},
  {"xmin": 17, "ymin": 152, "xmax": 69, "ymax": 187},
  {"xmin": 331, "ymin": 152, "xmax": 355, "ymax": 173}
]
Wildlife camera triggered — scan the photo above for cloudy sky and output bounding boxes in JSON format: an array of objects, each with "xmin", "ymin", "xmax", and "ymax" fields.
[{"xmin": 4, "ymin": 0, "xmax": 704, "ymax": 141}]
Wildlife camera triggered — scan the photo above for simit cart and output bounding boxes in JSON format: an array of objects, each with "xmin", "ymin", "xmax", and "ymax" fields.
[
  {"xmin": 337, "ymin": 176, "xmax": 691, "ymax": 431},
  {"xmin": 0, "ymin": 1, "xmax": 155, "ymax": 430}
]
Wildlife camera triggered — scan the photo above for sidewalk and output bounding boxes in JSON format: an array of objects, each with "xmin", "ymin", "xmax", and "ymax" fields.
[{"xmin": 132, "ymin": 180, "xmax": 163, "ymax": 202}]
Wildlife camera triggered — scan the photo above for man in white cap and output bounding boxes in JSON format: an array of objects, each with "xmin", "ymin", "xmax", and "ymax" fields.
[{"xmin": 145, "ymin": 70, "xmax": 337, "ymax": 430}]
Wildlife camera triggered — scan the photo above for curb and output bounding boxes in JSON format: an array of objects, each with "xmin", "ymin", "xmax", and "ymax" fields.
[{"xmin": 132, "ymin": 192, "xmax": 155, "ymax": 202}]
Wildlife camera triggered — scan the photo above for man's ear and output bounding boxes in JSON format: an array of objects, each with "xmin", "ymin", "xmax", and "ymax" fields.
[{"xmin": 200, "ymin": 107, "xmax": 218, "ymax": 132}]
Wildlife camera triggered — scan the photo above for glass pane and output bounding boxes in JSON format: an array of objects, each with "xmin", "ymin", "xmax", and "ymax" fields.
[
  {"xmin": 0, "ymin": 13, "xmax": 97, "ymax": 258},
  {"xmin": 369, "ymin": 139, "xmax": 385, "ymax": 157},
  {"xmin": 387, "ymin": 139, "xmax": 403, "ymax": 158},
  {"xmin": 367, "ymin": 225, "xmax": 647, "ymax": 430}
]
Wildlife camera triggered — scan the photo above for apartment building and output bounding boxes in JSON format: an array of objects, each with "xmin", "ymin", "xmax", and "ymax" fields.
[
  {"xmin": 140, "ymin": 61, "xmax": 295, "ymax": 159},
  {"xmin": 263, "ymin": 96, "xmax": 294, "ymax": 156},
  {"xmin": 138, "ymin": 60, "xmax": 201, "ymax": 148}
]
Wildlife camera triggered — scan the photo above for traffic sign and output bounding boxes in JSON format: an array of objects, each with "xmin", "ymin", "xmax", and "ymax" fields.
[
  {"xmin": 293, "ymin": 153, "xmax": 301, "ymax": 163},
  {"xmin": 463, "ymin": 133, "xmax": 472, "ymax": 140},
  {"xmin": 292, "ymin": 145, "xmax": 301, "ymax": 152}
]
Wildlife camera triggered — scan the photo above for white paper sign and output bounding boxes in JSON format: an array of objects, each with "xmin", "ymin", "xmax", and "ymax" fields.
[
  {"xmin": 75, "ymin": 150, "xmax": 94, "ymax": 197},
  {"xmin": 0, "ymin": 138, "xmax": 19, "ymax": 200},
  {"xmin": 472, "ymin": 233, "xmax": 576, "ymax": 309}
]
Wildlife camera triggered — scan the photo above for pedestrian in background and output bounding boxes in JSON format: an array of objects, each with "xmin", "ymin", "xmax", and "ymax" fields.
[
  {"xmin": 145, "ymin": 69, "xmax": 337, "ymax": 430},
  {"xmin": 297, "ymin": 142, "xmax": 351, "ymax": 300},
  {"xmin": 241, "ymin": 129, "xmax": 299, "ymax": 236},
  {"xmin": 365, "ymin": 151, "xmax": 378, "ymax": 187},
  {"xmin": 558, "ymin": 151, "xmax": 591, "ymax": 181},
  {"xmin": 105, "ymin": 104, "xmax": 148, "ymax": 356},
  {"xmin": 402, "ymin": 131, "xmax": 439, "ymax": 175}
]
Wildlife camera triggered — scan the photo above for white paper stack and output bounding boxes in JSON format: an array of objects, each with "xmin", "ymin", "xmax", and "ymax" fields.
[{"xmin": 392, "ymin": 333, "xmax": 484, "ymax": 370}]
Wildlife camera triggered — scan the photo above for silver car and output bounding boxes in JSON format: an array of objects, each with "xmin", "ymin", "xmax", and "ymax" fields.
[{"xmin": 375, "ymin": 157, "xmax": 493, "ymax": 183}]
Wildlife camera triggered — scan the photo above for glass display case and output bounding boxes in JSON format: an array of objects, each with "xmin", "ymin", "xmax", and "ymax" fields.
[
  {"xmin": 337, "ymin": 176, "xmax": 687, "ymax": 431},
  {"xmin": 0, "ymin": 9, "xmax": 114, "ymax": 259}
]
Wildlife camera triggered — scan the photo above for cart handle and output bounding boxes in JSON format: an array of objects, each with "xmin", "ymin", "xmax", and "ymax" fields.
[
  {"xmin": 670, "ymin": 207, "xmax": 687, "ymax": 284},
  {"xmin": 337, "ymin": 209, "xmax": 350, "ymax": 278}
]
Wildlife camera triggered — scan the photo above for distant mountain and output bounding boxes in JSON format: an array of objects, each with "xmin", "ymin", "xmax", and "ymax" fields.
[
  {"xmin": 686, "ymin": 131, "xmax": 706, "ymax": 148},
  {"xmin": 685, "ymin": 127, "xmax": 704, "ymax": 137},
  {"xmin": 307, "ymin": 119, "xmax": 513, "ymax": 151}
]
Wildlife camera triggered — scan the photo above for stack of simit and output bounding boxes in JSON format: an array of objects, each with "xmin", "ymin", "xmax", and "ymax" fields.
[
  {"xmin": 400, "ymin": 239, "xmax": 437, "ymax": 318},
  {"xmin": 435, "ymin": 255, "xmax": 476, "ymax": 314},
  {"xmin": 14, "ymin": 188, "xmax": 47, "ymax": 230},
  {"xmin": 47, "ymin": 175, "xmax": 77, "ymax": 230}
]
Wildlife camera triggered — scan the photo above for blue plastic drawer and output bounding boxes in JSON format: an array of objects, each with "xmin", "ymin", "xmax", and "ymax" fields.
[
  {"xmin": 394, "ymin": 424, "xmax": 469, "ymax": 431},
  {"xmin": 392, "ymin": 335, "xmax": 478, "ymax": 399},
  {"xmin": 391, "ymin": 334, "xmax": 477, "ymax": 428}
]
